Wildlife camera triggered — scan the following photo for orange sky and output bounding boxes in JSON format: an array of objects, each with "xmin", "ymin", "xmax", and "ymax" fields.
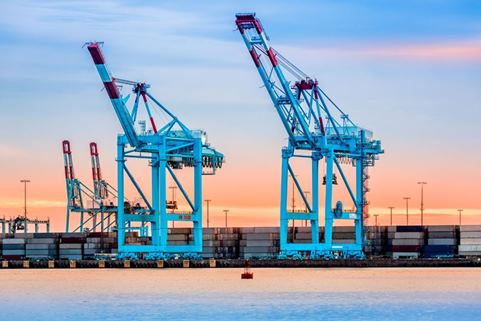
[{"xmin": 0, "ymin": 151, "xmax": 480, "ymax": 231}]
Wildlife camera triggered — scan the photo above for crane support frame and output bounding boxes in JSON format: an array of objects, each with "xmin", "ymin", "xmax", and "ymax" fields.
[
  {"xmin": 236, "ymin": 13, "xmax": 383, "ymax": 258},
  {"xmin": 87, "ymin": 43, "xmax": 223, "ymax": 257}
]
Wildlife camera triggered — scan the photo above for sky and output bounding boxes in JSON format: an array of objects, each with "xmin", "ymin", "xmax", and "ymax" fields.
[{"xmin": 0, "ymin": 0, "xmax": 480, "ymax": 230}]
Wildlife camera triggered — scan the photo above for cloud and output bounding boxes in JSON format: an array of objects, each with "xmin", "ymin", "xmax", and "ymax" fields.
[
  {"xmin": 0, "ymin": 0, "xmax": 219, "ymax": 43},
  {"xmin": 370, "ymin": 207, "xmax": 481, "ymax": 216},
  {"xmin": 0, "ymin": 198, "xmax": 65, "ymax": 208},
  {"xmin": 359, "ymin": 40, "xmax": 481, "ymax": 61},
  {"xmin": 0, "ymin": 144, "xmax": 28, "ymax": 159},
  {"xmin": 279, "ymin": 39, "xmax": 481, "ymax": 63}
]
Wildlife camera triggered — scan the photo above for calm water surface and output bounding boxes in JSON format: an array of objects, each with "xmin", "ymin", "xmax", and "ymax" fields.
[{"xmin": 1, "ymin": 267, "xmax": 480, "ymax": 320}]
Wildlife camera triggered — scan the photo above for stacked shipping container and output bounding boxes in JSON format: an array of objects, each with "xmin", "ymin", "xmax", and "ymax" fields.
[
  {"xmin": 59, "ymin": 233, "xmax": 84, "ymax": 260},
  {"xmin": 423, "ymin": 226, "xmax": 457, "ymax": 258},
  {"xmin": 458, "ymin": 225, "xmax": 481, "ymax": 256},
  {"xmin": 202, "ymin": 228, "xmax": 239, "ymax": 259},
  {"xmin": 2, "ymin": 237, "xmax": 26, "ymax": 260},
  {"xmin": 391, "ymin": 226, "xmax": 424, "ymax": 259},
  {"xmin": 26, "ymin": 233, "xmax": 59, "ymax": 259},
  {"xmin": 239, "ymin": 227, "xmax": 279, "ymax": 259},
  {"xmin": 1, "ymin": 226, "xmax": 481, "ymax": 260}
]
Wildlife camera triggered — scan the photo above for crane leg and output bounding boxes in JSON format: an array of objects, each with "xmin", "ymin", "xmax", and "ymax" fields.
[
  {"xmin": 79, "ymin": 211, "xmax": 84, "ymax": 233},
  {"xmin": 279, "ymin": 151, "xmax": 289, "ymax": 252},
  {"xmin": 355, "ymin": 158, "xmax": 364, "ymax": 247},
  {"xmin": 65, "ymin": 208, "xmax": 70, "ymax": 232},
  {"xmin": 324, "ymin": 151, "xmax": 334, "ymax": 246},
  {"xmin": 193, "ymin": 138, "xmax": 203, "ymax": 253},
  {"xmin": 158, "ymin": 143, "xmax": 167, "ymax": 248},
  {"xmin": 117, "ymin": 141, "xmax": 126, "ymax": 252},
  {"xmin": 311, "ymin": 155, "xmax": 319, "ymax": 244},
  {"xmin": 152, "ymin": 152, "xmax": 161, "ymax": 247}
]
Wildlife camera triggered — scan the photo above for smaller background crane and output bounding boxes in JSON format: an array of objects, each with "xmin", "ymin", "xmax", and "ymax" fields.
[{"xmin": 63, "ymin": 140, "xmax": 117, "ymax": 233}]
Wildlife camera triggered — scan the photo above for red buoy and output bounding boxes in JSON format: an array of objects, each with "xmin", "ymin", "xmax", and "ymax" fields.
[{"xmin": 241, "ymin": 260, "xmax": 254, "ymax": 279}]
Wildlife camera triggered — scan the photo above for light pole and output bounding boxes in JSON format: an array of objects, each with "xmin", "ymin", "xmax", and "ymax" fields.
[
  {"xmin": 374, "ymin": 214, "xmax": 379, "ymax": 227},
  {"xmin": 20, "ymin": 180, "xmax": 30, "ymax": 219},
  {"xmin": 223, "ymin": 209, "xmax": 229, "ymax": 228},
  {"xmin": 403, "ymin": 197, "xmax": 410, "ymax": 225},
  {"xmin": 418, "ymin": 182, "xmax": 427, "ymax": 226},
  {"xmin": 205, "ymin": 199, "xmax": 212, "ymax": 228},
  {"xmin": 388, "ymin": 206, "xmax": 395, "ymax": 226},
  {"xmin": 458, "ymin": 209, "xmax": 463, "ymax": 226}
]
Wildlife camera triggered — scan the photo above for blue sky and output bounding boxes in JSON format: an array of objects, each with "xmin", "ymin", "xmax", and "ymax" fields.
[{"xmin": 0, "ymin": 1, "xmax": 480, "ymax": 227}]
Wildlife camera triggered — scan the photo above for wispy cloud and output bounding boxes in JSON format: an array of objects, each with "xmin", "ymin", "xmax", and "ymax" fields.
[
  {"xmin": 0, "ymin": 0, "xmax": 226, "ymax": 48},
  {"xmin": 279, "ymin": 39, "xmax": 481, "ymax": 63},
  {"xmin": 370, "ymin": 207, "xmax": 481, "ymax": 216},
  {"xmin": 358, "ymin": 40, "xmax": 481, "ymax": 61},
  {"xmin": 0, "ymin": 198, "xmax": 64, "ymax": 208},
  {"xmin": 0, "ymin": 144, "xmax": 28, "ymax": 159}
]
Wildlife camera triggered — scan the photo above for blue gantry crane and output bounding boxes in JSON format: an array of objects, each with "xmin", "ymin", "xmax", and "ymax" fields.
[
  {"xmin": 86, "ymin": 43, "xmax": 224, "ymax": 257},
  {"xmin": 63, "ymin": 140, "xmax": 117, "ymax": 233},
  {"xmin": 235, "ymin": 13, "xmax": 383, "ymax": 258}
]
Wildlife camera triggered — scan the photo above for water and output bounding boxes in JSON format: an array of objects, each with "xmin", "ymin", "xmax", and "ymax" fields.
[{"xmin": 1, "ymin": 268, "xmax": 480, "ymax": 320}]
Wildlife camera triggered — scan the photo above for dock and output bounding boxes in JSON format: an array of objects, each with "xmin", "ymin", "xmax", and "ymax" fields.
[{"xmin": 1, "ymin": 225, "xmax": 480, "ymax": 263}]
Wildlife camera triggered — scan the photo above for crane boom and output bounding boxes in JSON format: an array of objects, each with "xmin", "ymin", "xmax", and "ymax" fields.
[
  {"xmin": 62, "ymin": 140, "xmax": 75, "ymax": 181},
  {"xmin": 236, "ymin": 14, "xmax": 314, "ymax": 148},
  {"xmin": 90, "ymin": 142, "xmax": 108, "ymax": 200},
  {"xmin": 87, "ymin": 43, "xmax": 140, "ymax": 147}
]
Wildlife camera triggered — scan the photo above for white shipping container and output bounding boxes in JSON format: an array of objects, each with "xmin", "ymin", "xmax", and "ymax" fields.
[
  {"xmin": 59, "ymin": 244, "xmax": 83, "ymax": 249},
  {"xmin": 393, "ymin": 252, "xmax": 419, "ymax": 259},
  {"xmin": 394, "ymin": 232, "xmax": 424, "ymax": 239},
  {"xmin": 428, "ymin": 239, "xmax": 457, "ymax": 246},
  {"xmin": 59, "ymin": 249, "xmax": 82, "ymax": 255},
  {"xmin": 202, "ymin": 234, "xmax": 217, "ymax": 241},
  {"xmin": 2, "ymin": 250, "xmax": 25, "ymax": 255},
  {"xmin": 460, "ymin": 232, "xmax": 481, "ymax": 238},
  {"xmin": 26, "ymin": 244, "xmax": 55, "ymax": 250},
  {"xmin": 427, "ymin": 225, "xmax": 456, "ymax": 232},
  {"xmin": 460, "ymin": 238, "xmax": 481, "ymax": 245},
  {"xmin": 241, "ymin": 233, "xmax": 279, "ymax": 240},
  {"xmin": 392, "ymin": 239, "xmax": 424, "ymax": 246},
  {"xmin": 26, "ymin": 249, "xmax": 55, "ymax": 255},
  {"xmin": 460, "ymin": 226, "xmax": 481, "ymax": 232},
  {"xmin": 332, "ymin": 239, "xmax": 356, "ymax": 244},
  {"xmin": 458, "ymin": 244, "xmax": 481, "ymax": 252},
  {"xmin": 167, "ymin": 234, "xmax": 187, "ymax": 241},
  {"xmin": 245, "ymin": 240, "xmax": 277, "ymax": 247},
  {"xmin": 26, "ymin": 238, "xmax": 57, "ymax": 244},
  {"xmin": 458, "ymin": 251, "xmax": 481, "ymax": 256},
  {"xmin": 3, "ymin": 238, "xmax": 26, "ymax": 244},
  {"xmin": 202, "ymin": 240, "xmax": 221, "ymax": 247},
  {"xmin": 252, "ymin": 227, "xmax": 278, "ymax": 233}
]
